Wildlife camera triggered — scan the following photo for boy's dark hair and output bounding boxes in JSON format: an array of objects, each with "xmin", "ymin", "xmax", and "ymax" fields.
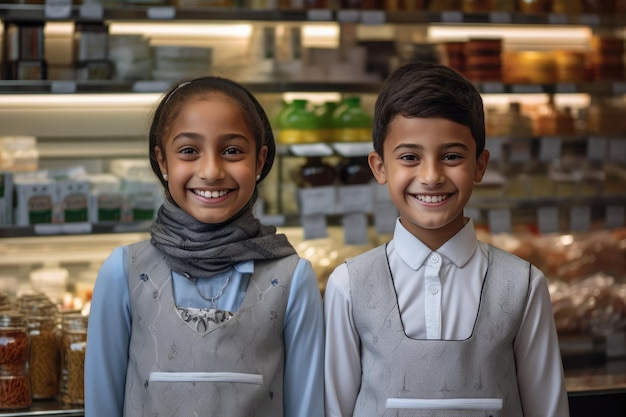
[
  {"xmin": 148, "ymin": 76, "xmax": 275, "ymax": 189},
  {"xmin": 372, "ymin": 61, "xmax": 485, "ymax": 158}
]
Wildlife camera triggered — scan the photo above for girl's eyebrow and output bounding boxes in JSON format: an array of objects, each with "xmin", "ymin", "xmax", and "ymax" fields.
[{"xmin": 171, "ymin": 132, "xmax": 251, "ymax": 143}]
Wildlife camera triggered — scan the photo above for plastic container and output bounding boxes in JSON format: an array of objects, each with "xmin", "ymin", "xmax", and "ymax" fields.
[
  {"xmin": 277, "ymin": 99, "xmax": 322, "ymax": 144},
  {"xmin": 0, "ymin": 312, "xmax": 31, "ymax": 410},
  {"xmin": 332, "ymin": 97, "xmax": 373, "ymax": 143},
  {"xmin": 59, "ymin": 313, "xmax": 88, "ymax": 405},
  {"xmin": 315, "ymin": 101, "xmax": 339, "ymax": 143},
  {"xmin": 0, "ymin": 136, "xmax": 38, "ymax": 172}
]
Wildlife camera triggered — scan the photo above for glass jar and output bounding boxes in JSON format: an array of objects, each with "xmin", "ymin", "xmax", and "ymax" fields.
[
  {"xmin": 26, "ymin": 302, "xmax": 60, "ymax": 400},
  {"xmin": 59, "ymin": 313, "xmax": 88, "ymax": 405},
  {"xmin": 299, "ymin": 157, "xmax": 336, "ymax": 187},
  {"xmin": 338, "ymin": 157, "xmax": 373, "ymax": 185},
  {"xmin": 0, "ymin": 312, "xmax": 31, "ymax": 410}
]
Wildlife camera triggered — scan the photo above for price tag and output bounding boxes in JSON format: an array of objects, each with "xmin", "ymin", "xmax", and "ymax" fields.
[
  {"xmin": 51, "ymin": 80, "xmax": 77, "ymax": 94},
  {"xmin": 306, "ymin": 9, "xmax": 332, "ymax": 21},
  {"xmin": 586, "ymin": 137, "xmax": 608, "ymax": 161},
  {"xmin": 441, "ymin": 11, "xmax": 463, "ymax": 23},
  {"xmin": 537, "ymin": 206, "xmax": 560, "ymax": 234},
  {"xmin": 34, "ymin": 224, "xmax": 63, "ymax": 235},
  {"xmin": 488, "ymin": 208, "xmax": 511, "ymax": 234},
  {"xmin": 509, "ymin": 141, "xmax": 531, "ymax": 163},
  {"xmin": 337, "ymin": 9, "xmax": 361, "ymax": 23},
  {"xmin": 301, "ymin": 214, "xmax": 328, "ymax": 240},
  {"xmin": 132, "ymin": 80, "xmax": 171, "ymax": 93},
  {"xmin": 62, "ymin": 222, "xmax": 93, "ymax": 234},
  {"xmin": 555, "ymin": 83, "xmax": 577, "ymax": 93},
  {"xmin": 548, "ymin": 13, "xmax": 568, "ymax": 25},
  {"xmin": 570, "ymin": 206, "xmax": 591, "ymax": 233},
  {"xmin": 489, "ymin": 12, "xmax": 511, "ymax": 24},
  {"xmin": 338, "ymin": 184, "xmax": 373, "ymax": 213},
  {"xmin": 486, "ymin": 137, "xmax": 504, "ymax": 162},
  {"xmin": 374, "ymin": 201, "xmax": 397, "ymax": 235},
  {"xmin": 539, "ymin": 137, "xmax": 562, "ymax": 162},
  {"xmin": 79, "ymin": 3, "xmax": 104, "ymax": 20},
  {"xmin": 332, "ymin": 142, "xmax": 372, "ymax": 157},
  {"xmin": 147, "ymin": 6, "xmax": 176, "ymax": 20},
  {"xmin": 290, "ymin": 143, "xmax": 334, "ymax": 157},
  {"xmin": 580, "ymin": 14, "xmax": 601, "ymax": 26},
  {"xmin": 481, "ymin": 82, "xmax": 505, "ymax": 94},
  {"xmin": 512, "ymin": 84, "xmax": 543, "ymax": 94},
  {"xmin": 45, "ymin": 0, "xmax": 72, "ymax": 19},
  {"xmin": 361, "ymin": 10, "xmax": 385, "ymax": 25},
  {"xmin": 606, "ymin": 205, "xmax": 625, "ymax": 229},
  {"xmin": 609, "ymin": 138, "xmax": 626, "ymax": 163},
  {"xmin": 298, "ymin": 186, "xmax": 336, "ymax": 215},
  {"xmin": 342, "ymin": 213, "xmax": 369, "ymax": 245}
]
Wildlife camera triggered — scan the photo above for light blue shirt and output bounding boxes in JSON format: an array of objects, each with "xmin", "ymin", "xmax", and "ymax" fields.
[{"xmin": 85, "ymin": 244, "xmax": 325, "ymax": 417}]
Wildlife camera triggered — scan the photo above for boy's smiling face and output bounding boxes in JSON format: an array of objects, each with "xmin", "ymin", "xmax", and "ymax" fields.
[{"xmin": 368, "ymin": 115, "xmax": 489, "ymax": 250}]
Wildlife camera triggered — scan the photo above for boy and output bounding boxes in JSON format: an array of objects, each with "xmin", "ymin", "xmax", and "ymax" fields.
[{"xmin": 323, "ymin": 62, "xmax": 570, "ymax": 417}]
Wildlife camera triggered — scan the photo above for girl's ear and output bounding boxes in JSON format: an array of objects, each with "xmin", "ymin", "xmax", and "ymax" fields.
[
  {"xmin": 368, "ymin": 151, "xmax": 387, "ymax": 185},
  {"xmin": 155, "ymin": 145, "xmax": 167, "ymax": 174},
  {"xmin": 256, "ymin": 145, "xmax": 269, "ymax": 179}
]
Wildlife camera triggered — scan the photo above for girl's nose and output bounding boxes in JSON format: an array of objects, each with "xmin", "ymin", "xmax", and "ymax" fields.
[{"xmin": 198, "ymin": 153, "xmax": 225, "ymax": 181}]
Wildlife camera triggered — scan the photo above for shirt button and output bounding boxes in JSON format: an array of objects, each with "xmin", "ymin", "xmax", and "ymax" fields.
[
  {"xmin": 429, "ymin": 286, "xmax": 439, "ymax": 294},
  {"xmin": 430, "ymin": 254, "xmax": 440, "ymax": 263}
]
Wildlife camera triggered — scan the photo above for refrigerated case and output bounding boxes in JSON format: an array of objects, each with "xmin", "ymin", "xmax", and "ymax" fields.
[{"xmin": 0, "ymin": 3, "xmax": 626, "ymax": 415}]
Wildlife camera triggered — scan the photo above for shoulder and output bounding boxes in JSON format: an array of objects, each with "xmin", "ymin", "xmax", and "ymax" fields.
[
  {"xmin": 487, "ymin": 244, "xmax": 530, "ymax": 268},
  {"xmin": 345, "ymin": 244, "xmax": 387, "ymax": 267}
]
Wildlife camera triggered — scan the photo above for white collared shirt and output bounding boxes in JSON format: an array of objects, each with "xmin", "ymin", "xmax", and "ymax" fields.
[{"xmin": 324, "ymin": 218, "xmax": 570, "ymax": 417}]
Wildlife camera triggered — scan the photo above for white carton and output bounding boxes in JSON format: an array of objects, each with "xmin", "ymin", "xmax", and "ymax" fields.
[{"xmin": 14, "ymin": 179, "xmax": 56, "ymax": 226}]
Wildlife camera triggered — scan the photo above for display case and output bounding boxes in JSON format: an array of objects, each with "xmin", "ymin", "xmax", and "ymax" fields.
[{"xmin": 0, "ymin": 3, "xmax": 625, "ymax": 415}]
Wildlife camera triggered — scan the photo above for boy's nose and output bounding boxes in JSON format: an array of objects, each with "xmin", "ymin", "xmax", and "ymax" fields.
[{"xmin": 417, "ymin": 160, "xmax": 444, "ymax": 185}]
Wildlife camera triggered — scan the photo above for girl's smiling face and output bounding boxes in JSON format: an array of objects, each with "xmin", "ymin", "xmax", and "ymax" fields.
[
  {"xmin": 368, "ymin": 115, "xmax": 489, "ymax": 250},
  {"xmin": 155, "ymin": 94, "xmax": 267, "ymax": 224}
]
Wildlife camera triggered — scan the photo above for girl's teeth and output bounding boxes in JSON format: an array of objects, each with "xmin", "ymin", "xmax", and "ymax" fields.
[
  {"xmin": 196, "ymin": 190, "xmax": 228, "ymax": 198},
  {"xmin": 417, "ymin": 195, "xmax": 447, "ymax": 203}
]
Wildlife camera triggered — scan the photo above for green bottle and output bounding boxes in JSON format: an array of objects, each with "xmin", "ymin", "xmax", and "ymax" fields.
[
  {"xmin": 332, "ymin": 96, "xmax": 372, "ymax": 143},
  {"xmin": 315, "ymin": 101, "xmax": 339, "ymax": 143},
  {"xmin": 277, "ymin": 99, "xmax": 322, "ymax": 144}
]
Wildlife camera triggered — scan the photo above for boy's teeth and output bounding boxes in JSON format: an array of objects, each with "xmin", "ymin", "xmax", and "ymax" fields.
[
  {"xmin": 196, "ymin": 190, "xmax": 228, "ymax": 198},
  {"xmin": 417, "ymin": 194, "xmax": 447, "ymax": 203}
]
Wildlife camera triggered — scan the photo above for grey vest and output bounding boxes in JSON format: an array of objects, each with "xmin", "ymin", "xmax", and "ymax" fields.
[
  {"xmin": 124, "ymin": 240, "xmax": 299, "ymax": 417},
  {"xmin": 347, "ymin": 244, "xmax": 529, "ymax": 417}
]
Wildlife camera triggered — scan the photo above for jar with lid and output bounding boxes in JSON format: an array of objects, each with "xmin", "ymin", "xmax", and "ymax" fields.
[
  {"xmin": 26, "ymin": 301, "xmax": 60, "ymax": 400},
  {"xmin": 298, "ymin": 157, "xmax": 337, "ymax": 187},
  {"xmin": 59, "ymin": 313, "xmax": 88, "ymax": 405},
  {"xmin": 338, "ymin": 157, "xmax": 373, "ymax": 185},
  {"xmin": 0, "ymin": 312, "xmax": 31, "ymax": 410}
]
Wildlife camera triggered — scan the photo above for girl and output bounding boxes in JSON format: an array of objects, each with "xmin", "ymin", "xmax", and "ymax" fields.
[{"xmin": 85, "ymin": 76, "xmax": 325, "ymax": 417}]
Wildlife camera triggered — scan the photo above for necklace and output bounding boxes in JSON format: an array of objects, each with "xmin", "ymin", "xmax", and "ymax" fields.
[{"xmin": 187, "ymin": 272, "xmax": 232, "ymax": 310}]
